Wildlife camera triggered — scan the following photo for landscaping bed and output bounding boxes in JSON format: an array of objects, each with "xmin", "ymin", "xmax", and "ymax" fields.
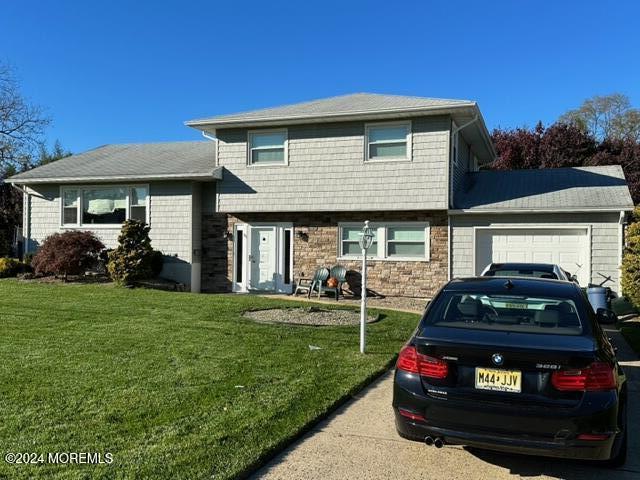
[
  {"xmin": 244, "ymin": 307, "xmax": 379, "ymax": 326},
  {"xmin": 0, "ymin": 280, "xmax": 419, "ymax": 479}
]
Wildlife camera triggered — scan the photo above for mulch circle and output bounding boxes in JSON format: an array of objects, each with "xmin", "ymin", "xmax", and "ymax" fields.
[{"xmin": 243, "ymin": 307, "xmax": 379, "ymax": 326}]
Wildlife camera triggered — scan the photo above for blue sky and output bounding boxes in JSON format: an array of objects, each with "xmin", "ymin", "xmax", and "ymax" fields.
[{"xmin": 2, "ymin": 0, "xmax": 639, "ymax": 153}]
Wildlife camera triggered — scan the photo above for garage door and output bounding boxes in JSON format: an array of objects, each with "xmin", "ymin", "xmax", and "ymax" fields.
[{"xmin": 475, "ymin": 228, "xmax": 589, "ymax": 285}]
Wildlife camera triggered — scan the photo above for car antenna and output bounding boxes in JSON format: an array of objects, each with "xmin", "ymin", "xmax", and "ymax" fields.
[{"xmin": 504, "ymin": 279, "xmax": 514, "ymax": 289}]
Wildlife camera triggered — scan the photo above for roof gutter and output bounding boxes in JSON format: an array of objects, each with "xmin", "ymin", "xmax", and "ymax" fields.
[
  {"xmin": 185, "ymin": 103, "xmax": 478, "ymax": 129},
  {"xmin": 449, "ymin": 206, "xmax": 635, "ymax": 214},
  {"xmin": 7, "ymin": 169, "xmax": 223, "ymax": 185}
]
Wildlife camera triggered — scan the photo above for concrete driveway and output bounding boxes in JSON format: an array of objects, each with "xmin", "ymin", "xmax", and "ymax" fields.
[{"xmin": 253, "ymin": 329, "xmax": 640, "ymax": 480}]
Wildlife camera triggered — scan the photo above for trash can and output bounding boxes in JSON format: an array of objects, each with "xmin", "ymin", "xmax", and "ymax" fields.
[{"xmin": 587, "ymin": 286, "xmax": 608, "ymax": 312}]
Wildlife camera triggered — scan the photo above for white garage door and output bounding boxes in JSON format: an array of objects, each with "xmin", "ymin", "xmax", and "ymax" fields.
[{"xmin": 475, "ymin": 228, "xmax": 589, "ymax": 285}]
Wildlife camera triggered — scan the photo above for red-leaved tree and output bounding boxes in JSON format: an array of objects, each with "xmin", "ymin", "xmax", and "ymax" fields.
[
  {"xmin": 490, "ymin": 121, "xmax": 640, "ymax": 203},
  {"xmin": 31, "ymin": 231, "xmax": 105, "ymax": 279}
]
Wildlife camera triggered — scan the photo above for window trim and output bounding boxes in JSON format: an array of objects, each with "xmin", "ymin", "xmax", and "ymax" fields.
[
  {"xmin": 337, "ymin": 221, "xmax": 430, "ymax": 262},
  {"xmin": 247, "ymin": 128, "xmax": 289, "ymax": 167},
  {"xmin": 338, "ymin": 222, "xmax": 381, "ymax": 260},
  {"xmin": 364, "ymin": 121, "xmax": 412, "ymax": 163},
  {"xmin": 59, "ymin": 184, "xmax": 149, "ymax": 228}
]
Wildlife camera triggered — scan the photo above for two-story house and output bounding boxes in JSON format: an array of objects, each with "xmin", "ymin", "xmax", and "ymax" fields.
[{"xmin": 7, "ymin": 93, "xmax": 634, "ymax": 296}]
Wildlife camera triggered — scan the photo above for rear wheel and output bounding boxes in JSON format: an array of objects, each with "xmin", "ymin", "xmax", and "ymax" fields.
[{"xmin": 601, "ymin": 402, "xmax": 627, "ymax": 468}]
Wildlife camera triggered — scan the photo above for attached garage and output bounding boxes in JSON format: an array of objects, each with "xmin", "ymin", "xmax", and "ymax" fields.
[
  {"xmin": 450, "ymin": 166, "xmax": 634, "ymax": 293},
  {"xmin": 474, "ymin": 228, "xmax": 590, "ymax": 285}
]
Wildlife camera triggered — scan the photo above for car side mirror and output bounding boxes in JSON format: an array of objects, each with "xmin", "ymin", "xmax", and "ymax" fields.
[{"xmin": 596, "ymin": 308, "xmax": 617, "ymax": 324}]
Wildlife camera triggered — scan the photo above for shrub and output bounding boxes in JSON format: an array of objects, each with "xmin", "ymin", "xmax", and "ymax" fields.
[
  {"xmin": 31, "ymin": 231, "xmax": 105, "ymax": 279},
  {"xmin": 0, "ymin": 233, "xmax": 10, "ymax": 258},
  {"xmin": 23, "ymin": 253, "xmax": 34, "ymax": 266},
  {"xmin": 621, "ymin": 207, "xmax": 640, "ymax": 309},
  {"xmin": 107, "ymin": 220, "xmax": 157, "ymax": 285},
  {"xmin": 0, "ymin": 258, "xmax": 21, "ymax": 278},
  {"xmin": 150, "ymin": 250, "xmax": 164, "ymax": 277}
]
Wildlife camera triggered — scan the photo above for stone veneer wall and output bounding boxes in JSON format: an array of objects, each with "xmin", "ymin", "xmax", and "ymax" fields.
[
  {"xmin": 203, "ymin": 210, "xmax": 448, "ymax": 297},
  {"xmin": 201, "ymin": 213, "xmax": 230, "ymax": 292}
]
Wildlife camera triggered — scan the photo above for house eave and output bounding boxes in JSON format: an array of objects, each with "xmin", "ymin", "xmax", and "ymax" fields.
[
  {"xmin": 185, "ymin": 103, "xmax": 478, "ymax": 130},
  {"xmin": 7, "ymin": 169, "xmax": 223, "ymax": 185}
]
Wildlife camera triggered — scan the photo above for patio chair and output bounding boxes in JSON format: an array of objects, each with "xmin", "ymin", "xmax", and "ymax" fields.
[
  {"xmin": 317, "ymin": 265, "xmax": 347, "ymax": 301},
  {"xmin": 294, "ymin": 267, "xmax": 329, "ymax": 298}
]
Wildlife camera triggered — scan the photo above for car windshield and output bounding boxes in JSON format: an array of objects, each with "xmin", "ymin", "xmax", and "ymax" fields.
[
  {"xmin": 484, "ymin": 269, "xmax": 557, "ymax": 280},
  {"xmin": 423, "ymin": 292, "xmax": 583, "ymax": 335}
]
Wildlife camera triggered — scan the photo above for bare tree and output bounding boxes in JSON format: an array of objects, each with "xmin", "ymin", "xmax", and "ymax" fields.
[
  {"xmin": 0, "ymin": 62, "xmax": 51, "ymax": 175},
  {"xmin": 560, "ymin": 93, "xmax": 640, "ymax": 142}
]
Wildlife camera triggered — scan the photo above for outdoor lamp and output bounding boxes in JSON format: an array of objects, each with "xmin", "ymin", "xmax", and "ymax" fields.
[
  {"xmin": 358, "ymin": 221, "xmax": 374, "ymax": 250},
  {"xmin": 358, "ymin": 220, "xmax": 374, "ymax": 353}
]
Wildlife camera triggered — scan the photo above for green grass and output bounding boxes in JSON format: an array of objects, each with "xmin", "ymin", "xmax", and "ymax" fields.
[{"xmin": 0, "ymin": 280, "xmax": 419, "ymax": 479}]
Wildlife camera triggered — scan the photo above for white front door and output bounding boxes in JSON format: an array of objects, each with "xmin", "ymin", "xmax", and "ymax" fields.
[{"xmin": 250, "ymin": 226, "xmax": 277, "ymax": 290}]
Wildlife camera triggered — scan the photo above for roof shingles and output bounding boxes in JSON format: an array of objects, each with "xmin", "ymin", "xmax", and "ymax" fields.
[
  {"xmin": 8, "ymin": 141, "xmax": 218, "ymax": 184},
  {"xmin": 455, "ymin": 166, "xmax": 634, "ymax": 211},
  {"xmin": 186, "ymin": 93, "xmax": 474, "ymax": 126}
]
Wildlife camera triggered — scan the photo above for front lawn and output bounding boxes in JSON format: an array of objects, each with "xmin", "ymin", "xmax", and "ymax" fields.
[{"xmin": 0, "ymin": 280, "xmax": 420, "ymax": 479}]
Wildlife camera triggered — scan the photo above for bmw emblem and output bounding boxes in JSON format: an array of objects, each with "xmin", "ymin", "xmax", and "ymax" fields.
[{"xmin": 492, "ymin": 353, "xmax": 504, "ymax": 366}]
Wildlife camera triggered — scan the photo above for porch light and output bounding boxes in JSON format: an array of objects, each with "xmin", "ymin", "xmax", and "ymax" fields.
[{"xmin": 358, "ymin": 220, "xmax": 374, "ymax": 354}]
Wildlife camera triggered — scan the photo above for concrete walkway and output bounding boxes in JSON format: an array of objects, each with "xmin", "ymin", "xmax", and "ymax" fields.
[{"xmin": 253, "ymin": 330, "xmax": 640, "ymax": 480}]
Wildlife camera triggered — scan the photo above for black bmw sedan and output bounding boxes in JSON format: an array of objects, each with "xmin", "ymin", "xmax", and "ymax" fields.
[{"xmin": 393, "ymin": 277, "xmax": 627, "ymax": 466}]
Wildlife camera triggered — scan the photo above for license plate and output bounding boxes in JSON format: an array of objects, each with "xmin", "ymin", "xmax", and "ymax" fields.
[{"xmin": 475, "ymin": 368, "xmax": 522, "ymax": 393}]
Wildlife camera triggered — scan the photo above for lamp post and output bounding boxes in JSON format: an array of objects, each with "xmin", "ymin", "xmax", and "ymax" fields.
[{"xmin": 358, "ymin": 220, "xmax": 374, "ymax": 354}]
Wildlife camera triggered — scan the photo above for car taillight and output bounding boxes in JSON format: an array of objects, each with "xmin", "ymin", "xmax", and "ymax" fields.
[
  {"xmin": 396, "ymin": 346, "xmax": 448, "ymax": 379},
  {"xmin": 397, "ymin": 346, "xmax": 419, "ymax": 373},
  {"xmin": 551, "ymin": 362, "xmax": 616, "ymax": 391},
  {"xmin": 577, "ymin": 433, "xmax": 610, "ymax": 441}
]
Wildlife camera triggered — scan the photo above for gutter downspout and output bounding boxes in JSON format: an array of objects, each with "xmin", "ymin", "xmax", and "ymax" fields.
[
  {"xmin": 201, "ymin": 131, "xmax": 216, "ymax": 142},
  {"xmin": 8, "ymin": 182, "xmax": 30, "ymax": 196},
  {"xmin": 449, "ymin": 115, "xmax": 479, "ymax": 208},
  {"xmin": 452, "ymin": 114, "xmax": 479, "ymax": 136},
  {"xmin": 618, "ymin": 210, "xmax": 626, "ymax": 294},
  {"xmin": 198, "ymin": 129, "xmax": 218, "ymax": 294},
  {"xmin": 447, "ymin": 115, "xmax": 480, "ymax": 280},
  {"xmin": 6, "ymin": 183, "xmax": 30, "ymax": 256}
]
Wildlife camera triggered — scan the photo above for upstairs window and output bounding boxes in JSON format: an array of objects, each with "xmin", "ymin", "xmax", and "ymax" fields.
[
  {"xmin": 248, "ymin": 130, "xmax": 287, "ymax": 165},
  {"xmin": 365, "ymin": 122, "xmax": 411, "ymax": 161}
]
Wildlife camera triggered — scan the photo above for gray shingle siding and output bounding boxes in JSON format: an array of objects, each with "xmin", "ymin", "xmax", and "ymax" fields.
[
  {"xmin": 450, "ymin": 212, "xmax": 622, "ymax": 290},
  {"xmin": 24, "ymin": 181, "xmax": 197, "ymax": 286},
  {"xmin": 148, "ymin": 182, "xmax": 194, "ymax": 285},
  {"xmin": 215, "ymin": 116, "xmax": 451, "ymax": 212}
]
